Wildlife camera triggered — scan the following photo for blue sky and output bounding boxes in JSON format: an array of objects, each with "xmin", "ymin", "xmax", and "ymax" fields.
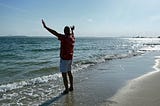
[{"xmin": 0, "ymin": 0, "xmax": 160, "ymax": 37}]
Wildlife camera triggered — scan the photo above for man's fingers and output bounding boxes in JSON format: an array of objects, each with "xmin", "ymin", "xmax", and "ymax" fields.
[{"xmin": 71, "ymin": 26, "xmax": 75, "ymax": 30}]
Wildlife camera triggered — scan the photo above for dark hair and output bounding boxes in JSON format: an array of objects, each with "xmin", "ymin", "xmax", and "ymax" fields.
[{"xmin": 64, "ymin": 26, "xmax": 71, "ymax": 35}]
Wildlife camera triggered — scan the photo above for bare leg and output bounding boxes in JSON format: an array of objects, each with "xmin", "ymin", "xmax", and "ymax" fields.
[
  {"xmin": 62, "ymin": 72, "xmax": 69, "ymax": 94},
  {"xmin": 68, "ymin": 71, "xmax": 73, "ymax": 91}
]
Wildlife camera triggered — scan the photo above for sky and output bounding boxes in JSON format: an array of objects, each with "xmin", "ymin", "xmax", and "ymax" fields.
[{"xmin": 0, "ymin": 0, "xmax": 160, "ymax": 37}]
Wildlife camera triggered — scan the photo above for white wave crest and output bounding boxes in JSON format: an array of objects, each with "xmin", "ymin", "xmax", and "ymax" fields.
[{"xmin": 0, "ymin": 73, "xmax": 61, "ymax": 92}]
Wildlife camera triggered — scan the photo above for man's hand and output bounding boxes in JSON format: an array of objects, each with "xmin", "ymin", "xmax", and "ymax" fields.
[
  {"xmin": 42, "ymin": 19, "xmax": 47, "ymax": 28},
  {"xmin": 70, "ymin": 26, "xmax": 75, "ymax": 31},
  {"xmin": 41, "ymin": 19, "xmax": 60, "ymax": 37}
]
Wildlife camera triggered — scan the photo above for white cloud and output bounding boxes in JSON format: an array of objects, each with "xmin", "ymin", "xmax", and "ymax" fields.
[{"xmin": 0, "ymin": 2, "xmax": 27, "ymax": 13}]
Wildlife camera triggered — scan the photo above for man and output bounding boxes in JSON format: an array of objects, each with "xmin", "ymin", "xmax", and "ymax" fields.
[{"xmin": 42, "ymin": 19, "xmax": 75, "ymax": 94}]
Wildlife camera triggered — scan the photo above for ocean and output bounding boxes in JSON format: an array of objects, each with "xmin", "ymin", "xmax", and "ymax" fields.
[{"xmin": 0, "ymin": 36, "xmax": 160, "ymax": 105}]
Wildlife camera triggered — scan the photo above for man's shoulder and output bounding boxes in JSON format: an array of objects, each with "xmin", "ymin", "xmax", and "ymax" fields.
[{"xmin": 58, "ymin": 34, "xmax": 65, "ymax": 40}]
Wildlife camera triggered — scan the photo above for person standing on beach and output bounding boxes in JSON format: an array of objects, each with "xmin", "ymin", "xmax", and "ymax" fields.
[{"xmin": 42, "ymin": 19, "xmax": 75, "ymax": 94}]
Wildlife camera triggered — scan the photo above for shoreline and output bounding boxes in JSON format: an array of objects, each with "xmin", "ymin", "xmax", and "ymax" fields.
[
  {"xmin": 106, "ymin": 56, "xmax": 160, "ymax": 106},
  {"xmin": 43, "ymin": 51, "xmax": 160, "ymax": 106}
]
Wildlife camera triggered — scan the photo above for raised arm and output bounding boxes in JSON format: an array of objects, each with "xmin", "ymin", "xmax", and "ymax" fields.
[
  {"xmin": 70, "ymin": 25, "xmax": 75, "ymax": 35},
  {"xmin": 42, "ymin": 19, "xmax": 61, "ymax": 38}
]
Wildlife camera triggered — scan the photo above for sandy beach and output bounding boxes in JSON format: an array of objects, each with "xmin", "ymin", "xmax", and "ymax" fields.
[
  {"xmin": 40, "ymin": 52, "xmax": 160, "ymax": 106},
  {"xmin": 1, "ymin": 0, "xmax": 160, "ymax": 105},
  {"xmin": 106, "ymin": 56, "xmax": 160, "ymax": 106}
]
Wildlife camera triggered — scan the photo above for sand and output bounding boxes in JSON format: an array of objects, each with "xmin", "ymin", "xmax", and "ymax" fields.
[{"xmin": 106, "ymin": 57, "xmax": 160, "ymax": 106}]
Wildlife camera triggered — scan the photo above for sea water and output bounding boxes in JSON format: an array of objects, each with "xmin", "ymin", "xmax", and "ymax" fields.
[{"xmin": 0, "ymin": 36, "xmax": 160, "ymax": 105}]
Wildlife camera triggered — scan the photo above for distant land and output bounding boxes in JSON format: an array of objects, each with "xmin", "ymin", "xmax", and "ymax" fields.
[
  {"xmin": 132, "ymin": 36, "xmax": 160, "ymax": 38},
  {"xmin": 0, "ymin": 35, "xmax": 53, "ymax": 38},
  {"xmin": 0, "ymin": 35, "xmax": 29, "ymax": 38}
]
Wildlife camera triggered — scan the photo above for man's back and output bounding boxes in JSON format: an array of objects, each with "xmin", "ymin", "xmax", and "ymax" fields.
[{"xmin": 58, "ymin": 35, "xmax": 75, "ymax": 60}]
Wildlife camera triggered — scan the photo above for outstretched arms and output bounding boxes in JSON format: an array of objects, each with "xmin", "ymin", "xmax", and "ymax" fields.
[{"xmin": 42, "ymin": 19, "xmax": 61, "ymax": 38}]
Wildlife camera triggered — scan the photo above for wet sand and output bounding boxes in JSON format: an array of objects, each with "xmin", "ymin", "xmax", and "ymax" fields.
[
  {"xmin": 40, "ymin": 52, "xmax": 160, "ymax": 106},
  {"xmin": 106, "ymin": 57, "xmax": 160, "ymax": 106}
]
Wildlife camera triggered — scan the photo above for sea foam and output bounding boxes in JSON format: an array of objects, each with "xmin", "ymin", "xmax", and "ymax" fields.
[
  {"xmin": 0, "ymin": 48, "xmax": 150, "ymax": 93},
  {"xmin": 0, "ymin": 73, "xmax": 61, "ymax": 92}
]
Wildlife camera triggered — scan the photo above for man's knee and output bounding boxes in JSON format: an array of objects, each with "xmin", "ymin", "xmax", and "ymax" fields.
[
  {"xmin": 62, "ymin": 73, "xmax": 67, "ymax": 78},
  {"xmin": 67, "ymin": 71, "xmax": 72, "ymax": 76}
]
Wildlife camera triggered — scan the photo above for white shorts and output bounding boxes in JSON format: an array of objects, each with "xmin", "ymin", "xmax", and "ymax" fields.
[{"xmin": 60, "ymin": 58, "xmax": 72, "ymax": 73}]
